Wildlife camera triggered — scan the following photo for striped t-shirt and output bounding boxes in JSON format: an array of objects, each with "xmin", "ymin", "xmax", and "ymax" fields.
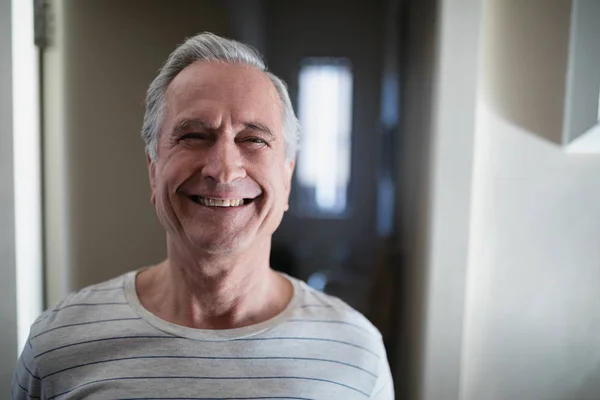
[{"xmin": 13, "ymin": 270, "xmax": 394, "ymax": 399}]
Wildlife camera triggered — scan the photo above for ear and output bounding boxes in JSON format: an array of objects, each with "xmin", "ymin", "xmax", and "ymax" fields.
[
  {"xmin": 283, "ymin": 159, "xmax": 295, "ymax": 212},
  {"xmin": 147, "ymin": 153, "xmax": 157, "ymax": 205}
]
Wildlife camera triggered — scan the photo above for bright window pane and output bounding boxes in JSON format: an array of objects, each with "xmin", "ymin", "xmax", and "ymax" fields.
[{"xmin": 297, "ymin": 59, "xmax": 353, "ymax": 215}]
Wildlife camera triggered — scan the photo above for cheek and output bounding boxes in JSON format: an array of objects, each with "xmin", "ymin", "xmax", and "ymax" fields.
[
  {"xmin": 271, "ymin": 168, "xmax": 292, "ymax": 205},
  {"xmin": 151, "ymin": 160, "xmax": 189, "ymax": 221},
  {"xmin": 159, "ymin": 154, "xmax": 197, "ymax": 191}
]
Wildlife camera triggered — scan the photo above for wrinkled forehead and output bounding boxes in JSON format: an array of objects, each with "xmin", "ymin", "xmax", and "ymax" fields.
[{"xmin": 163, "ymin": 61, "xmax": 283, "ymax": 132}]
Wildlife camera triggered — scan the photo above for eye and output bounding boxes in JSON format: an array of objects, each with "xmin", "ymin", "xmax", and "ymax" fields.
[
  {"xmin": 248, "ymin": 138, "xmax": 266, "ymax": 144},
  {"xmin": 243, "ymin": 137, "xmax": 268, "ymax": 145},
  {"xmin": 180, "ymin": 133, "xmax": 208, "ymax": 141}
]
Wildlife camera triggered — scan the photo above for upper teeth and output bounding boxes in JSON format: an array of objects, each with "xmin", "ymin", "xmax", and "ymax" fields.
[{"xmin": 197, "ymin": 197, "xmax": 244, "ymax": 207}]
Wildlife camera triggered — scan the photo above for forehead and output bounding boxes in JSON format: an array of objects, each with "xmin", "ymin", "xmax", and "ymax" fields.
[{"xmin": 164, "ymin": 61, "xmax": 282, "ymax": 131}]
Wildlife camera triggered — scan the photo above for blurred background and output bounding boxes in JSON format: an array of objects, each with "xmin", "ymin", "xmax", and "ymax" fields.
[{"xmin": 2, "ymin": 0, "xmax": 600, "ymax": 399}]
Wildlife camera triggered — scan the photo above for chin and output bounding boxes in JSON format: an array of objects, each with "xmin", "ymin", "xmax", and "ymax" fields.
[{"xmin": 186, "ymin": 231, "xmax": 252, "ymax": 256}]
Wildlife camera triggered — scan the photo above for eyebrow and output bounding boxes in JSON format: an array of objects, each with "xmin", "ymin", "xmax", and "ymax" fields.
[
  {"xmin": 171, "ymin": 119, "xmax": 214, "ymax": 136},
  {"xmin": 171, "ymin": 119, "xmax": 276, "ymax": 140},
  {"xmin": 243, "ymin": 122, "xmax": 275, "ymax": 139}
]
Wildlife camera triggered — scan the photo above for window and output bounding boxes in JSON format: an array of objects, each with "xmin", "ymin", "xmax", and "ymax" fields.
[{"xmin": 296, "ymin": 58, "xmax": 353, "ymax": 216}]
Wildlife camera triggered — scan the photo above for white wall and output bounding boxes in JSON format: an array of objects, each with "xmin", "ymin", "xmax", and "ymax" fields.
[
  {"xmin": 462, "ymin": 1, "xmax": 600, "ymax": 399},
  {"xmin": 394, "ymin": 0, "xmax": 484, "ymax": 398},
  {"xmin": 419, "ymin": 0, "xmax": 483, "ymax": 398},
  {"xmin": 398, "ymin": 1, "xmax": 600, "ymax": 399}
]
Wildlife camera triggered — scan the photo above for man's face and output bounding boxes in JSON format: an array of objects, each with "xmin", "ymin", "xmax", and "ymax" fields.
[{"xmin": 148, "ymin": 61, "xmax": 294, "ymax": 255}]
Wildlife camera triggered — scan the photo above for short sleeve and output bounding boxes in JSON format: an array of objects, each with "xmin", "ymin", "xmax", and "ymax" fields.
[
  {"xmin": 370, "ymin": 349, "xmax": 394, "ymax": 399},
  {"xmin": 12, "ymin": 333, "xmax": 43, "ymax": 400}
]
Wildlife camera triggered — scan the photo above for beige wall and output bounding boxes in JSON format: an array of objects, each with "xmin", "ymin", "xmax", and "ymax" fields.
[
  {"xmin": 462, "ymin": 1, "xmax": 600, "ymax": 399},
  {"xmin": 44, "ymin": 0, "xmax": 228, "ymax": 305}
]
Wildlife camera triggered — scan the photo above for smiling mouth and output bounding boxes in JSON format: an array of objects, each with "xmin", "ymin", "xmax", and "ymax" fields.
[{"xmin": 188, "ymin": 195, "xmax": 256, "ymax": 207}]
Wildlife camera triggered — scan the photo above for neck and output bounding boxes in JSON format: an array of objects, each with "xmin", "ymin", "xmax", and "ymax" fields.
[{"xmin": 136, "ymin": 236, "xmax": 293, "ymax": 330}]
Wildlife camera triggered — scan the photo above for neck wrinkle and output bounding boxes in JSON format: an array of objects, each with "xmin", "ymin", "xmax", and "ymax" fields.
[{"xmin": 140, "ymin": 235, "xmax": 291, "ymax": 330}]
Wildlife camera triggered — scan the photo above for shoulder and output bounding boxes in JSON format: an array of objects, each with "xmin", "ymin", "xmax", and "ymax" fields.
[
  {"xmin": 296, "ymin": 284, "xmax": 395, "ymax": 398},
  {"xmin": 289, "ymin": 276, "xmax": 384, "ymax": 341},
  {"xmin": 31, "ymin": 273, "xmax": 131, "ymax": 334},
  {"xmin": 284, "ymin": 277, "xmax": 392, "ymax": 396},
  {"xmin": 28, "ymin": 272, "xmax": 140, "ymax": 368}
]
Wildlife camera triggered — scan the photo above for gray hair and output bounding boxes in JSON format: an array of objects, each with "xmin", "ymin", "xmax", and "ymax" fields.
[{"xmin": 142, "ymin": 32, "xmax": 300, "ymax": 161}]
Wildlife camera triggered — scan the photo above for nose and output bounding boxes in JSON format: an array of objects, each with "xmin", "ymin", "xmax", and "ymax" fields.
[{"xmin": 201, "ymin": 138, "xmax": 246, "ymax": 184}]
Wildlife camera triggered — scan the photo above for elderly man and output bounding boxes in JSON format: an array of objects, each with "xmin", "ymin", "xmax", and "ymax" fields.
[{"xmin": 13, "ymin": 33, "xmax": 393, "ymax": 399}]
